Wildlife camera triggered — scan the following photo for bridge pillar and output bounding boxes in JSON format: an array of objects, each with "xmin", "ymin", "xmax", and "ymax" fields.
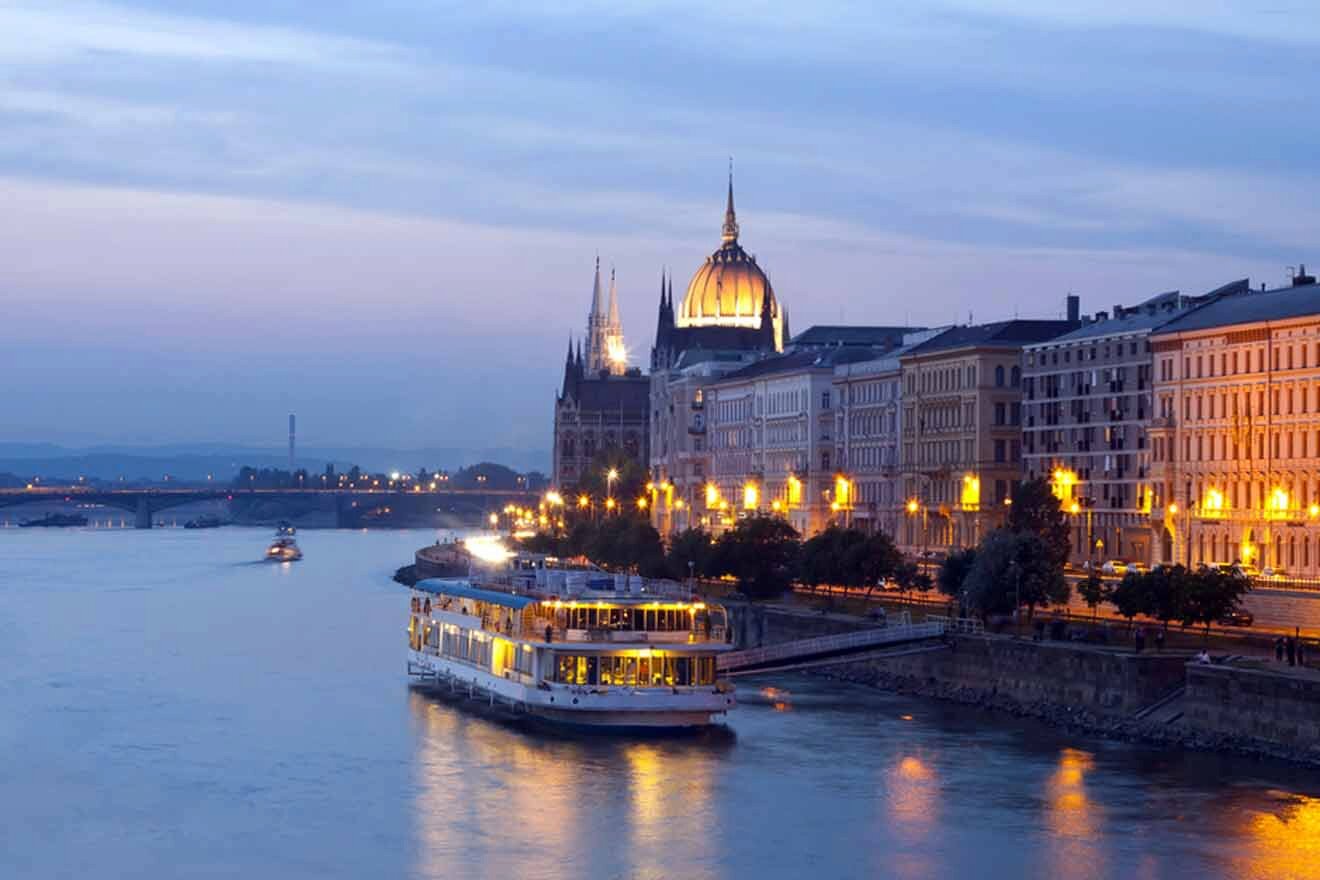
[
  {"xmin": 335, "ymin": 494, "xmax": 353, "ymax": 529},
  {"xmin": 135, "ymin": 497, "xmax": 152, "ymax": 529}
]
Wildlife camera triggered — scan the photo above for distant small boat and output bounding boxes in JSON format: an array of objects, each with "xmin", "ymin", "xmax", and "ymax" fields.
[
  {"xmin": 20, "ymin": 513, "xmax": 89, "ymax": 528},
  {"xmin": 184, "ymin": 515, "xmax": 225, "ymax": 529},
  {"xmin": 265, "ymin": 522, "xmax": 302, "ymax": 561}
]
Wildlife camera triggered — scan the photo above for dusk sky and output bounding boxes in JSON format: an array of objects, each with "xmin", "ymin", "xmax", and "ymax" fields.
[{"xmin": 4, "ymin": 1, "xmax": 1318, "ymax": 455}]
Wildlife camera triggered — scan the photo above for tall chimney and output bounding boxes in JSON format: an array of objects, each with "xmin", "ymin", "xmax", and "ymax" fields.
[
  {"xmin": 1293, "ymin": 263, "xmax": 1316, "ymax": 287},
  {"xmin": 1066, "ymin": 294, "xmax": 1080, "ymax": 323},
  {"xmin": 288, "ymin": 414, "xmax": 296, "ymax": 471}
]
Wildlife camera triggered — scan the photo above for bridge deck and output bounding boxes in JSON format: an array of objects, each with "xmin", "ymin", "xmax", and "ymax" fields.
[{"xmin": 718, "ymin": 616, "xmax": 982, "ymax": 676}]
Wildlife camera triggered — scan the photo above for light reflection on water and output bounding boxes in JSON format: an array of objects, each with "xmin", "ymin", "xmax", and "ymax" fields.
[{"xmin": 6, "ymin": 527, "xmax": 1320, "ymax": 880}]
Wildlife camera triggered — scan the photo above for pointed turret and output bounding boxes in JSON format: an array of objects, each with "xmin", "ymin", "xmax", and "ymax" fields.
[
  {"xmin": 590, "ymin": 255, "xmax": 603, "ymax": 317},
  {"xmin": 721, "ymin": 160, "xmax": 739, "ymax": 244},
  {"xmin": 561, "ymin": 333, "xmax": 581, "ymax": 399},
  {"xmin": 607, "ymin": 266, "xmax": 621, "ymax": 327}
]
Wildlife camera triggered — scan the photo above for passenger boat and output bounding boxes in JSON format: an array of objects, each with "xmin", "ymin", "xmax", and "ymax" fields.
[
  {"xmin": 406, "ymin": 550, "xmax": 736, "ymax": 729},
  {"xmin": 265, "ymin": 522, "xmax": 302, "ymax": 562},
  {"xmin": 184, "ymin": 514, "xmax": 225, "ymax": 529}
]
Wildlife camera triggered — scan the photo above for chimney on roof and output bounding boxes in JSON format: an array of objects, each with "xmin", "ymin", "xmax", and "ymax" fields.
[
  {"xmin": 1066, "ymin": 294, "xmax": 1080, "ymax": 323},
  {"xmin": 1293, "ymin": 263, "xmax": 1316, "ymax": 287}
]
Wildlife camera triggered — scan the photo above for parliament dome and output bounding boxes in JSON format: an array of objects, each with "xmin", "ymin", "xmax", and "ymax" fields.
[{"xmin": 676, "ymin": 177, "xmax": 783, "ymax": 350}]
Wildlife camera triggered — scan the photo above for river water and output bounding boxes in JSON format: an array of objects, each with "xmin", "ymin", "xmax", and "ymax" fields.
[{"xmin": 4, "ymin": 527, "xmax": 1320, "ymax": 879}]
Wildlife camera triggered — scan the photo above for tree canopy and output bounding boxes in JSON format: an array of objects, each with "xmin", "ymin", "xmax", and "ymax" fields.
[
  {"xmin": 709, "ymin": 515, "xmax": 802, "ymax": 599},
  {"xmin": 962, "ymin": 528, "xmax": 1070, "ymax": 618},
  {"xmin": 1006, "ymin": 476, "xmax": 1071, "ymax": 567}
]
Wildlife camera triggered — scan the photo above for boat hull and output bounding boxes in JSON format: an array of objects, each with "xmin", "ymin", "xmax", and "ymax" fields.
[{"xmin": 407, "ymin": 650, "xmax": 734, "ymax": 730}]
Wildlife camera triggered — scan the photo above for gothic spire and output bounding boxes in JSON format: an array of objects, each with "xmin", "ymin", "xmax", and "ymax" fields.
[
  {"xmin": 590, "ymin": 255, "xmax": 603, "ymax": 318},
  {"xmin": 607, "ymin": 265, "xmax": 621, "ymax": 328},
  {"xmin": 721, "ymin": 158, "xmax": 739, "ymax": 244}
]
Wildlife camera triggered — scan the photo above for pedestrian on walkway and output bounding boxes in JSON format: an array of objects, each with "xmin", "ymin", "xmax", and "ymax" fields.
[
  {"xmin": 1275, "ymin": 637, "xmax": 1285, "ymax": 662},
  {"xmin": 1286, "ymin": 637, "xmax": 1297, "ymax": 667},
  {"xmin": 1154, "ymin": 628, "xmax": 1165, "ymax": 652},
  {"xmin": 1135, "ymin": 627, "xmax": 1145, "ymax": 653},
  {"xmin": 1299, "ymin": 641, "xmax": 1308, "ymax": 668}
]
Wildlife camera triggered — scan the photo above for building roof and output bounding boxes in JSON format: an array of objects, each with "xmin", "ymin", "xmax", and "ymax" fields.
[
  {"xmin": 670, "ymin": 348, "xmax": 758, "ymax": 370},
  {"xmin": 568, "ymin": 374, "xmax": 650, "ymax": 411},
  {"xmin": 1151, "ymin": 280, "xmax": 1320, "ymax": 336},
  {"xmin": 414, "ymin": 578, "xmax": 539, "ymax": 611},
  {"xmin": 1040, "ymin": 297, "xmax": 1183, "ymax": 344},
  {"xmin": 1032, "ymin": 280, "xmax": 1254, "ymax": 345},
  {"xmin": 790, "ymin": 325, "xmax": 923, "ymax": 348},
  {"xmin": 903, "ymin": 319, "xmax": 1078, "ymax": 356},
  {"xmin": 718, "ymin": 346, "xmax": 879, "ymax": 382}
]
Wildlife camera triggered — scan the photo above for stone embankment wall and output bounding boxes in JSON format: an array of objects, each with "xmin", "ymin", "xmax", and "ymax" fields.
[
  {"xmin": 841, "ymin": 637, "xmax": 1188, "ymax": 716},
  {"xmin": 727, "ymin": 603, "xmax": 872, "ymax": 650},
  {"xmin": 727, "ymin": 603, "xmax": 1186, "ymax": 716},
  {"xmin": 1184, "ymin": 664, "xmax": 1320, "ymax": 755}
]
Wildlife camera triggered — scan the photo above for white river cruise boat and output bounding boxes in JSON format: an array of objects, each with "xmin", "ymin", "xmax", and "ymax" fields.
[{"xmin": 406, "ymin": 551, "xmax": 736, "ymax": 729}]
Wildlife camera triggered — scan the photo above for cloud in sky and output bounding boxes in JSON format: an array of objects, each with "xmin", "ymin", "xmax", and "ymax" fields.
[{"xmin": 2, "ymin": 0, "xmax": 1317, "ymax": 453}]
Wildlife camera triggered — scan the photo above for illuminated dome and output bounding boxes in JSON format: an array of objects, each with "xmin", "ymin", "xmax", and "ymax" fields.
[{"xmin": 676, "ymin": 177, "xmax": 783, "ymax": 349}]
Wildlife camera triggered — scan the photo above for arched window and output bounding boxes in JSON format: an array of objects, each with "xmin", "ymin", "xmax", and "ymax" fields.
[
  {"xmin": 995, "ymin": 365, "xmax": 1005, "ymax": 387},
  {"xmin": 1011, "ymin": 365, "xmax": 1021, "ymax": 387}
]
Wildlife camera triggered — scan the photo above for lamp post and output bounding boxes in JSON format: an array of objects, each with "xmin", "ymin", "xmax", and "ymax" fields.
[
  {"xmin": 1009, "ymin": 559, "xmax": 1022, "ymax": 639},
  {"xmin": 606, "ymin": 468, "xmax": 619, "ymax": 504}
]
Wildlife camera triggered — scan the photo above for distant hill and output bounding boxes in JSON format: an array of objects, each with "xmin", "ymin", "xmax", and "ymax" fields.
[{"xmin": 0, "ymin": 443, "xmax": 550, "ymax": 482}]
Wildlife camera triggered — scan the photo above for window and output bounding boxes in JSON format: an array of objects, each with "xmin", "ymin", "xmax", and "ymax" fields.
[
  {"xmin": 821, "ymin": 391, "xmax": 831, "ymax": 410},
  {"xmin": 995, "ymin": 365, "xmax": 1005, "ymax": 387},
  {"xmin": 994, "ymin": 439, "xmax": 1006, "ymax": 463},
  {"xmin": 1011, "ymin": 365, "xmax": 1021, "ymax": 387}
]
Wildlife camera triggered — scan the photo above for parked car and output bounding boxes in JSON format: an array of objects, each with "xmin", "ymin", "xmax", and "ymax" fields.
[
  {"xmin": 1128, "ymin": 562, "xmax": 1149, "ymax": 574},
  {"xmin": 1101, "ymin": 560, "xmax": 1129, "ymax": 576},
  {"xmin": 1219, "ymin": 609, "xmax": 1255, "ymax": 627}
]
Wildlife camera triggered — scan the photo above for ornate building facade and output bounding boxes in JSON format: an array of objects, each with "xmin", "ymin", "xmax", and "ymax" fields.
[
  {"xmin": 552, "ymin": 263, "xmax": 649, "ymax": 490},
  {"xmin": 1148, "ymin": 269, "xmax": 1320, "ymax": 576},
  {"xmin": 1020, "ymin": 286, "xmax": 1238, "ymax": 567},
  {"xmin": 833, "ymin": 329, "xmax": 944, "ymax": 536},
  {"xmin": 899, "ymin": 315, "xmax": 1079, "ymax": 556}
]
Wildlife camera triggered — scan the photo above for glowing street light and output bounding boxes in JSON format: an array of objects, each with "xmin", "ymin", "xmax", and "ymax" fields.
[
  {"xmin": 578, "ymin": 494, "xmax": 590, "ymax": 509},
  {"xmin": 636, "ymin": 497, "xmax": 648, "ymax": 510},
  {"xmin": 605, "ymin": 497, "xmax": 617, "ymax": 512},
  {"xmin": 488, "ymin": 513, "xmax": 499, "ymax": 527}
]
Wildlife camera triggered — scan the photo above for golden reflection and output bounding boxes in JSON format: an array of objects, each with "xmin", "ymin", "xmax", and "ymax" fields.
[
  {"xmin": 888, "ymin": 754, "xmax": 937, "ymax": 830},
  {"xmin": 882, "ymin": 753, "xmax": 939, "ymax": 880},
  {"xmin": 1044, "ymin": 748, "xmax": 1104, "ymax": 880},
  {"xmin": 625, "ymin": 742, "xmax": 715, "ymax": 879},
  {"xmin": 410, "ymin": 692, "xmax": 580, "ymax": 880},
  {"xmin": 1233, "ymin": 793, "xmax": 1320, "ymax": 880}
]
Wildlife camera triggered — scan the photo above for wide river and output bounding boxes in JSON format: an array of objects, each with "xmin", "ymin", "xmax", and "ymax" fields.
[{"xmin": 4, "ymin": 527, "xmax": 1320, "ymax": 879}]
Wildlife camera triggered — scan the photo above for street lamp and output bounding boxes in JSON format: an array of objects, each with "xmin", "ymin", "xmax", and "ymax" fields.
[
  {"xmin": 1009, "ymin": 559, "xmax": 1022, "ymax": 639},
  {"xmin": 606, "ymin": 468, "xmax": 619, "ymax": 501}
]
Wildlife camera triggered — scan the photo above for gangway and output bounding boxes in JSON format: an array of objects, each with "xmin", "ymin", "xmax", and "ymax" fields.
[{"xmin": 718, "ymin": 615, "xmax": 981, "ymax": 677}]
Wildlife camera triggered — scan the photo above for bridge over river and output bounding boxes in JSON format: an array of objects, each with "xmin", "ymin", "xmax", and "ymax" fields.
[{"xmin": 0, "ymin": 487, "xmax": 536, "ymax": 529}]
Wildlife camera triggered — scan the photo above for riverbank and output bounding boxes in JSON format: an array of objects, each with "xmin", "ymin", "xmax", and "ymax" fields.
[
  {"xmin": 821, "ymin": 648, "xmax": 1320, "ymax": 768},
  {"xmin": 728, "ymin": 602, "xmax": 1320, "ymax": 768}
]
